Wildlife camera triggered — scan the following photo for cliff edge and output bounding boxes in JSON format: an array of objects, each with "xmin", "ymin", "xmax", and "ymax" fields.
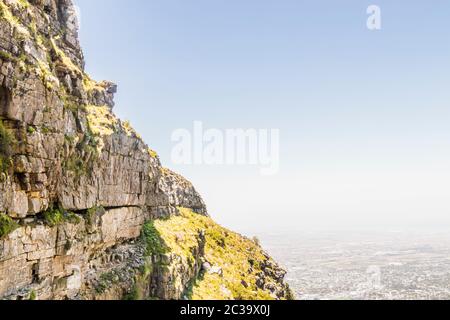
[{"xmin": 0, "ymin": 0, "xmax": 293, "ymax": 300}]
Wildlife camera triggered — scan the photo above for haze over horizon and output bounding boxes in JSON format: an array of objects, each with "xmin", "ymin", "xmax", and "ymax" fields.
[{"xmin": 75, "ymin": 0, "xmax": 450, "ymax": 235}]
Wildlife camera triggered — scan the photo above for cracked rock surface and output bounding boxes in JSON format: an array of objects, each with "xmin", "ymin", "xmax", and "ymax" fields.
[{"xmin": 0, "ymin": 0, "xmax": 292, "ymax": 300}]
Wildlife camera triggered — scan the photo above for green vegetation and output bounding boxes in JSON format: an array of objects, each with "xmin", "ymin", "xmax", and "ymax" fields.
[
  {"xmin": 0, "ymin": 121, "xmax": 14, "ymax": 173},
  {"xmin": 0, "ymin": 2, "xmax": 30, "ymax": 38},
  {"xmin": 43, "ymin": 207, "xmax": 63, "ymax": 227},
  {"xmin": 29, "ymin": 290, "xmax": 37, "ymax": 301},
  {"xmin": 0, "ymin": 50, "xmax": 15, "ymax": 62},
  {"xmin": 36, "ymin": 59, "xmax": 56, "ymax": 91},
  {"xmin": 0, "ymin": 1, "xmax": 95, "ymax": 94},
  {"xmin": 61, "ymin": 94, "xmax": 81, "ymax": 113},
  {"xmin": 122, "ymin": 120, "xmax": 142, "ymax": 139},
  {"xmin": 64, "ymin": 134, "xmax": 76, "ymax": 144},
  {"xmin": 125, "ymin": 261, "xmax": 154, "ymax": 301},
  {"xmin": 85, "ymin": 206, "xmax": 104, "ymax": 227},
  {"xmin": 123, "ymin": 286, "xmax": 140, "ymax": 301},
  {"xmin": 43, "ymin": 206, "xmax": 81, "ymax": 227},
  {"xmin": 50, "ymin": 37, "xmax": 82, "ymax": 76},
  {"xmin": 252, "ymin": 236, "xmax": 261, "ymax": 247},
  {"xmin": 147, "ymin": 148, "xmax": 158, "ymax": 159},
  {"xmin": 83, "ymin": 76, "xmax": 105, "ymax": 93},
  {"xmin": 63, "ymin": 157, "xmax": 86, "ymax": 178},
  {"xmin": 95, "ymin": 271, "xmax": 120, "ymax": 294},
  {"xmin": 82, "ymin": 104, "xmax": 121, "ymax": 155},
  {"xmin": 285, "ymin": 287, "xmax": 296, "ymax": 300},
  {"xmin": 149, "ymin": 208, "xmax": 288, "ymax": 300},
  {"xmin": 142, "ymin": 221, "xmax": 168, "ymax": 256},
  {"xmin": 85, "ymin": 104, "xmax": 118, "ymax": 137},
  {"xmin": 62, "ymin": 133, "xmax": 100, "ymax": 179},
  {"xmin": 79, "ymin": 132, "xmax": 100, "ymax": 155},
  {"xmin": 0, "ymin": 213, "xmax": 18, "ymax": 239},
  {"xmin": 124, "ymin": 224, "xmax": 165, "ymax": 301},
  {"xmin": 0, "ymin": 50, "xmax": 27, "ymax": 65},
  {"xmin": 27, "ymin": 126, "xmax": 36, "ymax": 134}
]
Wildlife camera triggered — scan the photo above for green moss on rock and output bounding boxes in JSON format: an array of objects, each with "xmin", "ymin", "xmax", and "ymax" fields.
[
  {"xmin": 0, "ymin": 121, "xmax": 14, "ymax": 173},
  {"xmin": 148, "ymin": 208, "xmax": 292, "ymax": 300},
  {"xmin": 142, "ymin": 221, "xmax": 168, "ymax": 256},
  {"xmin": 0, "ymin": 213, "xmax": 18, "ymax": 239},
  {"xmin": 43, "ymin": 206, "xmax": 81, "ymax": 227}
]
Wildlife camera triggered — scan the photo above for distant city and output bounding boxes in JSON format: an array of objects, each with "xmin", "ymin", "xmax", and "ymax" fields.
[{"xmin": 260, "ymin": 230, "xmax": 450, "ymax": 300}]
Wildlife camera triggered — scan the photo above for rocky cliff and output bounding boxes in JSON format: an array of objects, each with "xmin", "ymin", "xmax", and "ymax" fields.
[{"xmin": 0, "ymin": 0, "xmax": 292, "ymax": 300}]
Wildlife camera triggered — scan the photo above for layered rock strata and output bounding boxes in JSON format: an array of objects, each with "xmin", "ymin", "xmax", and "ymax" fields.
[{"xmin": 0, "ymin": 0, "xmax": 292, "ymax": 300}]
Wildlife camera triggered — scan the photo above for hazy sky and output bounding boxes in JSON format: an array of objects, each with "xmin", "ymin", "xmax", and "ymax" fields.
[{"xmin": 75, "ymin": 0, "xmax": 450, "ymax": 234}]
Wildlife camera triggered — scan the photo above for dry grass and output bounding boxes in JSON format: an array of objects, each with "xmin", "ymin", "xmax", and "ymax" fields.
[{"xmin": 152, "ymin": 208, "xmax": 277, "ymax": 300}]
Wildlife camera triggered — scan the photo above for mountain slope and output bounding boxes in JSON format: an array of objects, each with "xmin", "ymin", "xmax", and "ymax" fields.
[{"xmin": 0, "ymin": 0, "xmax": 292, "ymax": 300}]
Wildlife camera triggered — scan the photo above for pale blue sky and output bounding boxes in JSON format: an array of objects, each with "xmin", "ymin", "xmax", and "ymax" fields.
[{"xmin": 75, "ymin": 0, "xmax": 450, "ymax": 233}]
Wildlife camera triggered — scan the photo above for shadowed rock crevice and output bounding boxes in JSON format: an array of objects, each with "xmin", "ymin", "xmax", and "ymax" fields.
[{"xmin": 0, "ymin": 85, "xmax": 11, "ymax": 117}]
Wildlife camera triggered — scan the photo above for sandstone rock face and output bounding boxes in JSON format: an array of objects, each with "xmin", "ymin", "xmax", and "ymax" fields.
[{"xmin": 0, "ymin": 0, "xmax": 292, "ymax": 300}]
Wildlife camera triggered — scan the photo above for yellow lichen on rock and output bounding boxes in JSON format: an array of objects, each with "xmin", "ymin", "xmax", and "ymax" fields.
[
  {"xmin": 147, "ymin": 148, "xmax": 158, "ymax": 159},
  {"xmin": 82, "ymin": 76, "xmax": 105, "ymax": 92},
  {"xmin": 122, "ymin": 120, "xmax": 142, "ymax": 139},
  {"xmin": 85, "ymin": 104, "xmax": 118, "ymax": 137},
  {"xmin": 50, "ymin": 37, "xmax": 83, "ymax": 75},
  {"xmin": 0, "ymin": 1, "xmax": 30, "ymax": 37},
  {"xmin": 152, "ymin": 207, "xmax": 292, "ymax": 300}
]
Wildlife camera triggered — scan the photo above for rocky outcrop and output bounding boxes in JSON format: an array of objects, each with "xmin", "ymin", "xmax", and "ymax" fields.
[
  {"xmin": 151, "ymin": 168, "xmax": 208, "ymax": 217},
  {"xmin": 0, "ymin": 0, "xmax": 292, "ymax": 300}
]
